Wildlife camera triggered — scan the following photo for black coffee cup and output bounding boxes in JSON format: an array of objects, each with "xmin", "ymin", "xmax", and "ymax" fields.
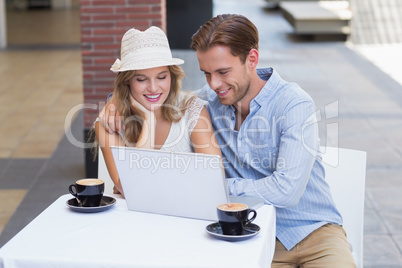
[
  {"xmin": 69, "ymin": 179, "xmax": 104, "ymax": 207},
  {"xmin": 217, "ymin": 203, "xmax": 257, "ymax": 235}
]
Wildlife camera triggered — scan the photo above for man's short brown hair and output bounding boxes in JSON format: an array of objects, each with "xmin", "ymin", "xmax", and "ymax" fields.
[{"xmin": 190, "ymin": 14, "xmax": 259, "ymax": 64}]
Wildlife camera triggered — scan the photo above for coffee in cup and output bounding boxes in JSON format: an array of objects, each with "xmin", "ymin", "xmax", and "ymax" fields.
[
  {"xmin": 69, "ymin": 179, "xmax": 104, "ymax": 207},
  {"xmin": 217, "ymin": 203, "xmax": 257, "ymax": 235}
]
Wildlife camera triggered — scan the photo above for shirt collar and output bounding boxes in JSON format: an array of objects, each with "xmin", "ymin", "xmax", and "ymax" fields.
[{"xmin": 253, "ymin": 67, "xmax": 281, "ymax": 107}]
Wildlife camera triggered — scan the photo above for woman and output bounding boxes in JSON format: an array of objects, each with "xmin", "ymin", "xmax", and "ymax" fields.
[{"xmin": 94, "ymin": 26, "xmax": 221, "ymax": 196}]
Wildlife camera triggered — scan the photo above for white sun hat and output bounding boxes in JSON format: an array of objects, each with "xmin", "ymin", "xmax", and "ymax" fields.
[{"xmin": 110, "ymin": 26, "xmax": 184, "ymax": 73}]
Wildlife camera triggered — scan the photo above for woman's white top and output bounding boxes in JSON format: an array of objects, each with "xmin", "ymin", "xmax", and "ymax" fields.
[{"xmin": 159, "ymin": 95, "xmax": 207, "ymax": 152}]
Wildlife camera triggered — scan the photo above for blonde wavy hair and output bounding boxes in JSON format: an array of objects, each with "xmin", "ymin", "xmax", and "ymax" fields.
[{"xmin": 114, "ymin": 65, "xmax": 195, "ymax": 146}]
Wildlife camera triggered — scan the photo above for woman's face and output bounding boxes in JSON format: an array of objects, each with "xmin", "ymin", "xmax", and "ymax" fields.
[{"xmin": 128, "ymin": 66, "xmax": 171, "ymax": 111}]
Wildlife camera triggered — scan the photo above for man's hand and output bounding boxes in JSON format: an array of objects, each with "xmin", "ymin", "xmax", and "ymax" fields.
[{"xmin": 98, "ymin": 97, "xmax": 122, "ymax": 134}]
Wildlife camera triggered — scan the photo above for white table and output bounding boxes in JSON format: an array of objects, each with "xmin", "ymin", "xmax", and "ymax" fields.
[{"xmin": 0, "ymin": 194, "xmax": 276, "ymax": 268}]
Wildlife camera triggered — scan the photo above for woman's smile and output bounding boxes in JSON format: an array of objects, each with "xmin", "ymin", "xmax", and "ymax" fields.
[{"xmin": 144, "ymin": 93, "xmax": 162, "ymax": 102}]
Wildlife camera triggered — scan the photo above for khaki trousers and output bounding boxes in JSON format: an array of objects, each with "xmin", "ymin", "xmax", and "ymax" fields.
[{"xmin": 272, "ymin": 224, "xmax": 356, "ymax": 268}]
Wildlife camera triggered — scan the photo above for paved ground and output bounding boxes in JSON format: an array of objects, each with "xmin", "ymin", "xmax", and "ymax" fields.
[{"xmin": 1, "ymin": 0, "xmax": 402, "ymax": 267}]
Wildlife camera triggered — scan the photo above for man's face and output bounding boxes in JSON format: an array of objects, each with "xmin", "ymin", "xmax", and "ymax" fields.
[{"xmin": 196, "ymin": 45, "xmax": 251, "ymax": 106}]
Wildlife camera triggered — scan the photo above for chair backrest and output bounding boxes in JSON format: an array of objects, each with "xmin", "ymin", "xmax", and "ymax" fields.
[
  {"xmin": 98, "ymin": 148, "xmax": 115, "ymax": 195},
  {"xmin": 320, "ymin": 146, "xmax": 367, "ymax": 268}
]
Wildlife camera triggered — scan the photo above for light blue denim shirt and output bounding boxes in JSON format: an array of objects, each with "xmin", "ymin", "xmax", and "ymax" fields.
[{"xmin": 198, "ymin": 68, "xmax": 342, "ymax": 250}]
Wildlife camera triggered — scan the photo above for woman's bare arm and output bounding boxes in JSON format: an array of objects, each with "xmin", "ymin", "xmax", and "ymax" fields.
[
  {"xmin": 190, "ymin": 107, "xmax": 222, "ymax": 157},
  {"xmin": 95, "ymin": 121, "xmax": 125, "ymax": 196}
]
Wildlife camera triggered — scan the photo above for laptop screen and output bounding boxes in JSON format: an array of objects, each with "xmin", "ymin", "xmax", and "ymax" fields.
[{"xmin": 111, "ymin": 146, "xmax": 228, "ymax": 221}]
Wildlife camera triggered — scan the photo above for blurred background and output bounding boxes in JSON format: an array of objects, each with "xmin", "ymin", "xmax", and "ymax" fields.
[{"xmin": 0, "ymin": 0, "xmax": 401, "ymax": 266}]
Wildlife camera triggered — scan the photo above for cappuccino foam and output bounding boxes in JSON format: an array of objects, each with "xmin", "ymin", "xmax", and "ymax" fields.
[
  {"xmin": 77, "ymin": 179, "xmax": 103, "ymax": 186},
  {"xmin": 218, "ymin": 203, "xmax": 248, "ymax": 211}
]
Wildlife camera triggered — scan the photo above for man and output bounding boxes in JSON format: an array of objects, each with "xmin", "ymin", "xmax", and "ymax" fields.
[{"xmin": 100, "ymin": 14, "xmax": 355, "ymax": 267}]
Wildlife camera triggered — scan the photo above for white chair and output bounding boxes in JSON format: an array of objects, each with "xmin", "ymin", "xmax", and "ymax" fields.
[
  {"xmin": 320, "ymin": 146, "xmax": 367, "ymax": 268},
  {"xmin": 98, "ymin": 148, "xmax": 116, "ymax": 196}
]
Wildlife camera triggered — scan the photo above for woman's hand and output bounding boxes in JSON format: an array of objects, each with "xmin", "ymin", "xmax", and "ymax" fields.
[
  {"xmin": 129, "ymin": 94, "xmax": 156, "ymax": 148},
  {"xmin": 113, "ymin": 185, "xmax": 124, "ymax": 198},
  {"xmin": 129, "ymin": 94, "xmax": 155, "ymax": 121}
]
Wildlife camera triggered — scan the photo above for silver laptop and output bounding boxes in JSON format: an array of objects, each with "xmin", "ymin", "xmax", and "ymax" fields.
[{"xmin": 111, "ymin": 146, "xmax": 264, "ymax": 221}]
